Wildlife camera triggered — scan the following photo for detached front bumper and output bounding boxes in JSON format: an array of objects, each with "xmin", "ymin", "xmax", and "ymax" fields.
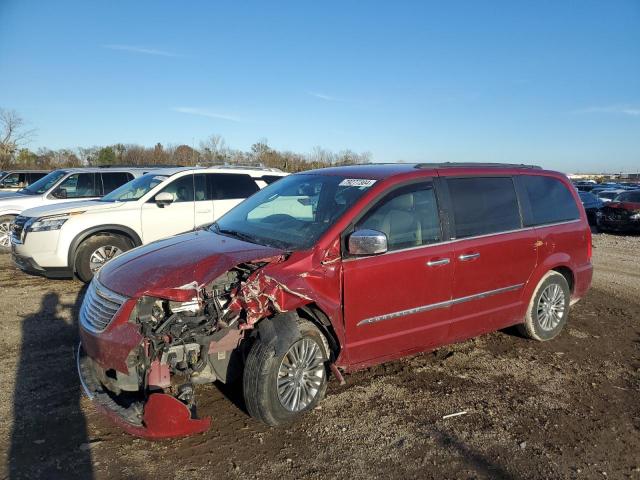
[{"xmin": 77, "ymin": 344, "xmax": 211, "ymax": 439}]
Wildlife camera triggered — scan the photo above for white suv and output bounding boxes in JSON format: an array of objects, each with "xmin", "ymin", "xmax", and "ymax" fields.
[
  {"xmin": 0, "ymin": 167, "xmax": 149, "ymax": 251},
  {"xmin": 12, "ymin": 166, "xmax": 287, "ymax": 281}
]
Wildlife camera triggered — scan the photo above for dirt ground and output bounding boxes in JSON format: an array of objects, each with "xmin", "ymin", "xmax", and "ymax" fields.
[{"xmin": 1, "ymin": 233, "xmax": 638, "ymax": 480}]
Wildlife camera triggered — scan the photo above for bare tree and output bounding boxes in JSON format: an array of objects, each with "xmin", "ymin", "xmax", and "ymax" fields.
[{"xmin": 0, "ymin": 109, "xmax": 36, "ymax": 166}]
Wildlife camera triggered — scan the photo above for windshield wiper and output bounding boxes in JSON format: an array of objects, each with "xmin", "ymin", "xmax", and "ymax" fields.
[{"xmin": 214, "ymin": 224, "xmax": 261, "ymax": 245}]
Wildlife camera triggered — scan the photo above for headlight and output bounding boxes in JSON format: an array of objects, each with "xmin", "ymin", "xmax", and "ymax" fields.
[
  {"xmin": 630, "ymin": 212, "xmax": 640, "ymax": 221},
  {"xmin": 25, "ymin": 211, "xmax": 85, "ymax": 232},
  {"xmin": 26, "ymin": 215, "xmax": 69, "ymax": 232}
]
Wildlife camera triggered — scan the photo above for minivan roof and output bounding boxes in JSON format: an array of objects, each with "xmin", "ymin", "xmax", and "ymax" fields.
[{"xmin": 1, "ymin": 169, "xmax": 49, "ymax": 173}]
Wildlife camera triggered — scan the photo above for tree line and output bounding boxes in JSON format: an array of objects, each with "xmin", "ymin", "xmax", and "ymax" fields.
[{"xmin": 0, "ymin": 108, "xmax": 371, "ymax": 173}]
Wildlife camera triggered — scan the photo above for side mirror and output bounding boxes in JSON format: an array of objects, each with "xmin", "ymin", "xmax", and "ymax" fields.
[
  {"xmin": 155, "ymin": 191, "xmax": 174, "ymax": 207},
  {"xmin": 53, "ymin": 188, "xmax": 67, "ymax": 199},
  {"xmin": 348, "ymin": 229, "xmax": 388, "ymax": 256}
]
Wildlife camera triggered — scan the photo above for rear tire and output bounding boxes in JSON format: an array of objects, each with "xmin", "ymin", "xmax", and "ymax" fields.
[
  {"xmin": 0, "ymin": 215, "xmax": 16, "ymax": 253},
  {"xmin": 518, "ymin": 271, "xmax": 570, "ymax": 341},
  {"xmin": 75, "ymin": 234, "xmax": 133, "ymax": 282},
  {"xmin": 243, "ymin": 317, "xmax": 329, "ymax": 426}
]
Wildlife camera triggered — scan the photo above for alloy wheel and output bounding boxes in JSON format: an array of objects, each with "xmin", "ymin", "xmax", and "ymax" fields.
[
  {"xmin": 536, "ymin": 284, "xmax": 566, "ymax": 331},
  {"xmin": 89, "ymin": 245, "xmax": 123, "ymax": 273},
  {"xmin": 277, "ymin": 337, "xmax": 325, "ymax": 412},
  {"xmin": 0, "ymin": 221, "xmax": 11, "ymax": 248}
]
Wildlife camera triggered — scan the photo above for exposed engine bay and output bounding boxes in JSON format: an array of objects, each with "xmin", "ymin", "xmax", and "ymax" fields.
[{"xmin": 121, "ymin": 263, "xmax": 265, "ymax": 410}]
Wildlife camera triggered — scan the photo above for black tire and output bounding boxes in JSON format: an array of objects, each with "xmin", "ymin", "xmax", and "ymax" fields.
[
  {"xmin": 0, "ymin": 214, "xmax": 16, "ymax": 253},
  {"xmin": 74, "ymin": 233, "xmax": 133, "ymax": 282},
  {"xmin": 517, "ymin": 271, "xmax": 571, "ymax": 341},
  {"xmin": 243, "ymin": 317, "xmax": 329, "ymax": 426}
]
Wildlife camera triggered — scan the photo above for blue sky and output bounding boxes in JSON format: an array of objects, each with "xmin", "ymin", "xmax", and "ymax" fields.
[{"xmin": 0, "ymin": 0, "xmax": 638, "ymax": 172}]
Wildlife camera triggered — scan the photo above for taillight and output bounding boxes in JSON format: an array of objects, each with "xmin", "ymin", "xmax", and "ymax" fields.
[{"xmin": 586, "ymin": 228, "xmax": 592, "ymax": 261}]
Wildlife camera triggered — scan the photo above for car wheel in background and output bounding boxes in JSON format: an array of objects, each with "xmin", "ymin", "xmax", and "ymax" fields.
[
  {"xmin": 0, "ymin": 215, "xmax": 16, "ymax": 253},
  {"xmin": 243, "ymin": 317, "xmax": 329, "ymax": 426},
  {"xmin": 75, "ymin": 233, "xmax": 133, "ymax": 282},
  {"xmin": 518, "ymin": 271, "xmax": 571, "ymax": 341}
]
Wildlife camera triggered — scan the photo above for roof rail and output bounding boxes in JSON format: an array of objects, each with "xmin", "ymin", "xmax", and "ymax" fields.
[
  {"xmin": 414, "ymin": 162, "xmax": 542, "ymax": 170},
  {"xmin": 96, "ymin": 164, "xmax": 184, "ymax": 168},
  {"xmin": 215, "ymin": 164, "xmax": 284, "ymax": 172}
]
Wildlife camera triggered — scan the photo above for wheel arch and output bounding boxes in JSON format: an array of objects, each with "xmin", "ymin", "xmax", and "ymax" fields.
[{"xmin": 69, "ymin": 225, "xmax": 142, "ymax": 272}]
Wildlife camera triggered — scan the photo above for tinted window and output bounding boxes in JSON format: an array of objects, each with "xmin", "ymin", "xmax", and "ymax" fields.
[
  {"xmin": 155, "ymin": 174, "xmax": 194, "ymax": 203},
  {"xmin": 27, "ymin": 172, "xmax": 46, "ymax": 183},
  {"xmin": 447, "ymin": 177, "xmax": 521, "ymax": 238},
  {"xmin": 55, "ymin": 173, "xmax": 100, "ymax": 198},
  {"xmin": 357, "ymin": 183, "xmax": 441, "ymax": 250},
  {"xmin": 101, "ymin": 172, "xmax": 133, "ymax": 194},
  {"xmin": 194, "ymin": 174, "xmax": 208, "ymax": 201},
  {"xmin": 617, "ymin": 191, "xmax": 640, "ymax": 203},
  {"xmin": 0, "ymin": 173, "xmax": 21, "ymax": 187},
  {"xmin": 209, "ymin": 173, "xmax": 259, "ymax": 199},
  {"xmin": 520, "ymin": 175, "xmax": 580, "ymax": 226}
]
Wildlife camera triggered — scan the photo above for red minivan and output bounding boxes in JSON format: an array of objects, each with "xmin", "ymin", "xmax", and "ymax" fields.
[{"xmin": 77, "ymin": 163, "xmax": 592, "ymax": 438}]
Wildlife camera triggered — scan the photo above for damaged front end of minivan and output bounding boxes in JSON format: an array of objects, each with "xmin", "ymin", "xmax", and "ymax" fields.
[{"xmin": 78, "ymin": 248, "xmax": 342, "ymax": 439}]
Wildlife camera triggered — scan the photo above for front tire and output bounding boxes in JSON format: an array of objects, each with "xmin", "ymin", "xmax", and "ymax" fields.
[
  {"xmin": 243, "ymin": 318, "xmax": 329, "ymax": 426},
  {"xmin": 75, "ymin": 234, "xmax": 132, "ymax": 282},
  {"xmin": 518, "ymin": 271, "xmax": 571, "ymax": 341},
  {"xmin": 0, "ymin": 215, "xmax": 16, "ymax": 253}
]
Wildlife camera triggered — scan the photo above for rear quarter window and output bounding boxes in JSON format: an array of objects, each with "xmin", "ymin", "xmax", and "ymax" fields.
[{"xmin": 519, "ymin": 175, "xmax": 580, "ymax": 226}]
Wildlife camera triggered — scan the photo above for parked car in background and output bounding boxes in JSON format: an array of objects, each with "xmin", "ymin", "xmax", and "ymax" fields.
[
  {"xmin": 76, "ymin": 163, "xmax": 592, "ymax": 438},
  {"xmin": 578, "ymin": 191, "xmax": 603, "ymax": 226},
  {"xmin": 0, "ymin": 167, "xmax": 148, "ymax": 251},
  {"xmin": 596, "ymin": 189, "xmax": 625, "ymax": 203},
  {"xmin": 596, "ymin": 190, "xmax": 640, "ymax": 233},
  {"xmin": 12, "ymin": 166, "xmax": 287, "ymax": 281},
  {"xmin": 0, "ymin": 170, "xmax": 49, "ymax": 191}
]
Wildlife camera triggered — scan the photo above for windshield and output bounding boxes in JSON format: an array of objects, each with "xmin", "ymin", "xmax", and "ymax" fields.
[
  {"xmin": 21, "ymin": 170, "xmax": 67, "ymax": 195},
  {"xmin": 213, "ymin": 173, "xmax": 377, "ymax": 250},
  {"xmin": 99, "ymin": 173, "xmax": 169, "ymax": 202},
  {"xmin": 615, "ymin": 191, "xmax": 640, "ymax": 203}
]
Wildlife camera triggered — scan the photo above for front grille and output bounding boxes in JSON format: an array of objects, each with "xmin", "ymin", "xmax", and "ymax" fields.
[
  {"xmin": 80, "ymin": 280, "xmax": 128, "ymax": 333},
  {"xmin": 11, "ymin": 215, "xmax": 28, "ymax": 244}
]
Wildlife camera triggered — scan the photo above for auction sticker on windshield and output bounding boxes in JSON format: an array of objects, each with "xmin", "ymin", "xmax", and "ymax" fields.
[{"xmin": 338, "ymin": 179, "xmax": 377, "ymax": 187}]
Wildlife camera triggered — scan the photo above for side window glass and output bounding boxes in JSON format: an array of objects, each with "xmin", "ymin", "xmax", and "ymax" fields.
[
  {"xmin": 520, "ymin": 175, "xmax": 580, "ymax": 226},
  {"xmin": 101, "ymin": 172, "xmax": 132, "ymax": 194},
  {"xmin": 447, "ymin": 177, "xmax": 521, "ymax": 238},
  {"xmin": 56, "ymin": 173, "xmax": 99, "ymax": 198},
  {"xmin": 156, "ymin": 174, "xmax": 194, "ymax": 203},
  {"xmin": 194, "ymin": 174, "xmax": 208, "ymax": 201},
  {"xmin": 0, "ymin": 173, "xmax": 19, "ymax": 187},
  {"xmin": 208, "ymin": 173, "xmax": 259, "ymax": 200},
  {"xmin": 356, "ymin": 183, "xmax": 441, "ymax": 251}
]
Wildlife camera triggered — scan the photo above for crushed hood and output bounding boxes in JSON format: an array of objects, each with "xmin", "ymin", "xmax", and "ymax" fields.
[{"xmin": 98, "ymin": 229, "xmax": 285, "ymax": 299}]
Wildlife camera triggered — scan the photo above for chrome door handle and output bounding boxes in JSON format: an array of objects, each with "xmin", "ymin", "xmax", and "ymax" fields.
[
  {"xmin": 196, "ymin": 209, "xmax": 212, "ymax": 213},
  {"xmin": 426, "ymin": 258, "xmax": 450, "ymax": 267},
  {"xmin": 458, "ymin": 252, "xmax": 480, "ymax": 261}
]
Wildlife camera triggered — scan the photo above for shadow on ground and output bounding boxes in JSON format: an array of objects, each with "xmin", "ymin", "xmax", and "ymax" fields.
[{"xmin": 8, "ymin": 287, "xmax": 93, "ymax": 479}]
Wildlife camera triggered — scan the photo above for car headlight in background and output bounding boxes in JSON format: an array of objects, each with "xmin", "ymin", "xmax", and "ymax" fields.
[
  {"xmin": 630, "ymin": 212, "xmax": 640, "ymax": 221},
  {"xmin": 25, "ymin": 211, "xmax": 84, "ymax": 232}
]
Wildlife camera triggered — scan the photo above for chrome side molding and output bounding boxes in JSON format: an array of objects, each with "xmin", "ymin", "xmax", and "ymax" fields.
[{"xmin": 356, "ymin": 283, "xmax": 524, "ymax": 327}]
